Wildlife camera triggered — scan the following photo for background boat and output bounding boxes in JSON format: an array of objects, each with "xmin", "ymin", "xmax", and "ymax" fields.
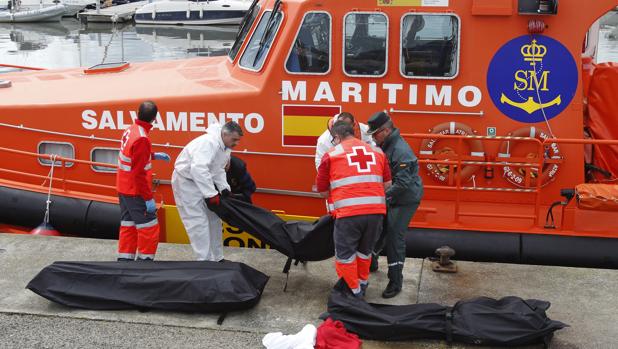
[
  {"xmin": 134, "ymin": 0, "xmax": 250, "ymax": 26},
  {"xmin": 0, "ymin": 3, "xmax": 65, "ymax": 22}
]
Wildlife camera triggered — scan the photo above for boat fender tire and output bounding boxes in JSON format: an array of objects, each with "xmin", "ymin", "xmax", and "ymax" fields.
[
  {"xmin": 419, "ymin": 121, "xmax": 484, "ymax": 184},
  {"xmin": 497, "ymin": 126, "xmax": 561, "ymax": 188}
]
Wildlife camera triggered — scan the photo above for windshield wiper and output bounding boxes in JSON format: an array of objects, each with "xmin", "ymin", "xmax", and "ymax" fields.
[
  {"xmin": 233, "ymin": 0, "xmax": 260, "ymax": 47},
  {"xmin": 252, "ymin": 0, "xmax": 282, "ymax": 66}
]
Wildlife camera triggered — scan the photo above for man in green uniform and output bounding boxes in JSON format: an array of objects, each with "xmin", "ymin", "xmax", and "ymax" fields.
[{"xmin": 366, "ymin": 111, "xmax": 424, "ymax": 298}]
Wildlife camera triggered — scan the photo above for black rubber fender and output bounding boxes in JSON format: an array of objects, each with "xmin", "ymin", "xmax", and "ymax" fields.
[{"xmin": 0, "ymin": 185, "xmax": 119, "ymax": 239}]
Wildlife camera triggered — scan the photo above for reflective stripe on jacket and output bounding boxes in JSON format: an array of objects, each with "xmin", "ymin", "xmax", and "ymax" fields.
[
  {"xmin": 116, "ymin": 120, "xmax": 153, "ymax": 199},
  {"xmin": 328, "ymin": 138, "xmax": 388, "ymax": 218}
]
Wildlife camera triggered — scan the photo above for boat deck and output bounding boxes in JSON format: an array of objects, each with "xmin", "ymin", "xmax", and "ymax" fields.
[
  {"xmin": 0, "ymin": 233, "xmax": 616, "ymax": 348},
  {"xmin": 78, "ymin": 1, "xmax": 148, "ymax": 23}
]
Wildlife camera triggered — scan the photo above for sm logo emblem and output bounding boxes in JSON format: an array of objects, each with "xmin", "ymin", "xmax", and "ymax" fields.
[{"xmin": 487, "ymin": 35, "xmax": 578, "ymax": 123}]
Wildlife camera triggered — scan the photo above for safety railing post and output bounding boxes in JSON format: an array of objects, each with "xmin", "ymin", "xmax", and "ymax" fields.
[
  {"xmin": 454, "ymin": 137, "xmax": 463, "ymax": 223},
  {"xmin": 61, "ymin": 159, "xmax": 67, "ymax": 191}
]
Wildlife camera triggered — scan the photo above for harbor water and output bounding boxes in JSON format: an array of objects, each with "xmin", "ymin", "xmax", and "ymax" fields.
[{"xmin": 0, "ymin": 19, "xmax": 238, "ymax": 71}]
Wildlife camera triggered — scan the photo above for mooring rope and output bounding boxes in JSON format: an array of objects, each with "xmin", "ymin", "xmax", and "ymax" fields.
[{"xmin": 42, "ymin": 154, "xmax": 57, "ymax": 225}]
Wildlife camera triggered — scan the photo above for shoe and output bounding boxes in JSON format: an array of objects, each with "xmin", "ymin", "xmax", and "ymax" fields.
[
  {"xmin": 136, "ymin": 257, "xmax": 154, "ymax": 262},
  {"xmin": 369, "ymin": 255, "xmax": 379, "ymax": 272},
  {"xmin": 117, "ymin": 258, "xmax": 133, "ymax": 262},
  {"xmin": 381, "ymin": 280, "xmax": 402, "ymax": 299},
  {"xmin": 352, "ymin": 291, "xmax": 364, "ymax": 300},
  {"xmin": 360, "ymin": 282, "xmax": 368, "ymax": 297},
  {"xmin": 218, "ymin": 258, "xmax": 229, "ymax": 263}
]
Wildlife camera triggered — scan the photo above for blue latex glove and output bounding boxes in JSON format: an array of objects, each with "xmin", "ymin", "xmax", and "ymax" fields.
[
  {"xmin": 153, "ymin": 152, "xmax": 171, "ymax": 162},
  {"xmin": 145, "ymin": 199, "xmax": 156, "ymax": 213}
]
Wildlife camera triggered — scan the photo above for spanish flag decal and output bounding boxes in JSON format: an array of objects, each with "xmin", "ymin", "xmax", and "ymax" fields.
[{"xmin": 282, "ymin": 105, "xmax": 341, "ymax": 147}]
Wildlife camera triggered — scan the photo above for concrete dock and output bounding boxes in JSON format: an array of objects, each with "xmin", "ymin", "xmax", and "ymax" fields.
[{"xmin": 1, "ymin": 233, "xmax": 617, "ymax": 348}]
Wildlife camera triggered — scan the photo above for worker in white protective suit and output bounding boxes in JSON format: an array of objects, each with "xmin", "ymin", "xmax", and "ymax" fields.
[
  {"xmin": 314, "ymin": 112, "xmax": 374, "ymax": 213},
  {"xmin": 171, "ymin": 121, "xmax": 243, "ymax": 261},
  {"xmin": 314, "ymin": 112, "xmax": 373, "ymax": 170}
]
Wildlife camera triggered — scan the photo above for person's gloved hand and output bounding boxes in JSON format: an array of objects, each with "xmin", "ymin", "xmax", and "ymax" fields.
[
  {"xmin": 221, "ymin": 189, "xmax": 231, "ymax": 198},
  {"xmin": 207, "ymin": 194, "xmax": 221, "ymax": 206},
  {"xmin": 153, "ymin": 152, "xmax": 171, "ymax": 162},
  {"xmin": 145, "ymin": 199, "xmax": 156, "ymax": 213}
]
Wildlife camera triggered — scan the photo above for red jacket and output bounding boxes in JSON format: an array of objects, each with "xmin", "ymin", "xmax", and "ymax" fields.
[
  {"xmin": 316, "ymin": 138, "xmax": 390, "ymax": 218},
  {"xmin": 315, "ymin": 318, "xmax": 362, "ymax": 349},
  {"xmin": 116, "ymin": 120, "xmax": 154, "ymax": 200}
]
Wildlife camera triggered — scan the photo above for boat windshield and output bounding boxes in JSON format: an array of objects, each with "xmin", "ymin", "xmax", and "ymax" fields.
[
  {"xmin": 228, "ymin": 0, "xmax": 261, "ymax": 61},
  {"xmin": 239, "ymin": 9, "xmax": 283, "ymax": 70}
]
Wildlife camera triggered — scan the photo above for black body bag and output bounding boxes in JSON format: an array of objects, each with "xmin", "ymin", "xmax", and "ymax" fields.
[
  {"xmin": 27, "ymin": 261, "xmax": 269, "ymax": 314},
  {"xmin": 210, "ymin": 197, "xmax": 334, "ymax": 262},
  {"xmin": 325, "ymin": 279, "xmax": 567, "ymax": 346}
]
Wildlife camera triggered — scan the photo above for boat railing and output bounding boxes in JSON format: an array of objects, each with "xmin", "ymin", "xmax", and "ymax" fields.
[
  {"xmin": 540, "ymin": 137, "xmax": 618, "ymax": 230},
  {"xmin": 0, "ymin": 146, "xmax": 117, "ymax": 195},
  {"xmin": 404, "ymin": 133, "xmax": 618, "ymax": 229},
  {"xmin": 403, "ymin": 132, "xmax": 548, "ymax": 226},
  {"xmin": 0, "ymin": 63, "xmax": 46, "ymax": 71}
]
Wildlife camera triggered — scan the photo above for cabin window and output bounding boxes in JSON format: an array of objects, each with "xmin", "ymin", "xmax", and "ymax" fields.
[
  {"xmin": 400, "ymin": 14, "xmax": 460, "ymax": 79},
  {"xmin": 91, "ymin": 148, "xmax": 119, "ymax": 173},
  {"xmin": 239, "ymin": 10, "xmax": 284, "ymax": 71},
  {"xmin": 38, "ymin": 142, "xmax": 74, "ymax": 167},
  {"xmin": 343, "ymin": 12, "xmax": 388, "ymax": 77},
  {"xmin": 228, "ymin": 2, "xmax": 261, "ymax": 61},
  {"xmin": 285, "ymin": 12, "xmax": 331, "ymax": 75}
]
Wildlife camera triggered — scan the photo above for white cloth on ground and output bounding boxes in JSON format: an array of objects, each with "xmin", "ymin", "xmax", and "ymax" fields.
[{"xmin": 262, "ymin": 324, "xmax": 317, "ymax": 349}]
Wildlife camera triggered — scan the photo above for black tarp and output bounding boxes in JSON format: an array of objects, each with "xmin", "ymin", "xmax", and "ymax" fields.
[
  {"xmin": 210, "ymin": 197, "xmax": 334, "ymax": 261},
  {"xmin": 27, "ymin": 261, "xmax": 269, "ymax": 313},
  {"xmin": 325, "ymin": 279, "xmax": 567, "ymax": 346}
]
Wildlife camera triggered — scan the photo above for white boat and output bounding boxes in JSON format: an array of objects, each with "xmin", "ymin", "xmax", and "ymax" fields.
[
  {"xmin": 15, "ymin": 0, "xmax": 95, "ymax": 17},
  {"xmin": 134, "ymin": 0, "xmax": 250, "ymax": 26},
  {"xmin": 0, "ymin": 3, "xmax": 65, "ymax": 22}
]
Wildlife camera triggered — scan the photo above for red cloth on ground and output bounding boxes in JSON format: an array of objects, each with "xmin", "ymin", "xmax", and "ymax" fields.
[{"xmin": 315, "ymin": 318, "xmax": 362, "ymax": 349}]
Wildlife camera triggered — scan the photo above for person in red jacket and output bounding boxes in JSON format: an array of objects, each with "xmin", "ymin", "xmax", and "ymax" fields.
[
  {"xmin": 316, "ymin": 120, "xmax": 392, "ymax": 297},
  {"xmin": 116, "ymin": 101, "xmax": 170, "ymax": 261}
]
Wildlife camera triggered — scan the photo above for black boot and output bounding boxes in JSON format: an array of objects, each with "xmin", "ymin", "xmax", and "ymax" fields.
[
  {"xmin": 360, "ymin": 282, "xmax": 369, "ymax": 297},
  {"xmin": 382, "ymin": 265, "xmax": 403, "ymax": 298},
  {"xmin": 369, "ymin": 254, "xmax": 379, "ymax": 273},
  {"xmin": 382, "ymin": 280, "xmax": 402, "ymax": 298}
]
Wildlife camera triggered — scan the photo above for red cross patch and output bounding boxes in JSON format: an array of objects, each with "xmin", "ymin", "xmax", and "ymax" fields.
[{"xmin": 347, "ymin": 146, "xmax": 376, "ymax": 173}]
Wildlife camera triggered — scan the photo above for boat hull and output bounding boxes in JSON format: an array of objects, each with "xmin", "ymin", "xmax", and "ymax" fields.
[
  {"xmin": 134, "ymin": 0, "xmax": 248, "ymax": 26},
  {"xmin": 2, "ymin": 184, "xmax": 617, "ymax": 269},
  {"xmin": 0, "ymin": 4, "xmax": 65, "ymax": 23}
]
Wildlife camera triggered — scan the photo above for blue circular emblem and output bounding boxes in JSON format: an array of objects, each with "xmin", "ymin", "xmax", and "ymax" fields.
[{"xmin": 487, "ymin": 35, "xmax": 578, "ymax": 123}]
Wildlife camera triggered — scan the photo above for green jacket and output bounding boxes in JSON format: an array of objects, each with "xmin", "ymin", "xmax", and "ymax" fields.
[{"xmin": 381, "ymin": 128, "xmax": 424, "ymax": 206}]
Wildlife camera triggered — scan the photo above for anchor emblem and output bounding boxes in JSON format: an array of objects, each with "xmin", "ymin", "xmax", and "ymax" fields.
[
  {"xmin": 500, "ymin": 39, "xmax": 561, "ymax": 114},
  {"xmin": 500, "ymin": 95, "xmax": 561, "ymax": 114}
]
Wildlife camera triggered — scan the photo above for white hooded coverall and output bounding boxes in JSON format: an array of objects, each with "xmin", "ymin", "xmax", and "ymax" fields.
[
  {"xmin": 314, "ymin": 121, "xmax": 373, "ymax": 170},
  {"xmin": 172, "ymin": 122, "xmax": 231, "ymax": 261}
]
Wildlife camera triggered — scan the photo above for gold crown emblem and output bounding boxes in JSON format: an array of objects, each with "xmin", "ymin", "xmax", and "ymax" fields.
[{"xmin": 521, "ymin": 40, "xmax": 547, "ymax": 64}]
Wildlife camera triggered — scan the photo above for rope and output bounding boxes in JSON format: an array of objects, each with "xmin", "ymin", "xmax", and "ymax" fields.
[
  {"xmin": 529, "ymin": 33, "xmax": 556, "ymax": 139},
  {"xmin": 528, "ymin": 20, "xmax": 546, "ymax": 34},
  {"xmin": 43, "ymin": 155, "xmax": 57, "ymax": 225},
  {"xmin": 100, "ymin": 29, "xmax": 118, "ymax": 65}
]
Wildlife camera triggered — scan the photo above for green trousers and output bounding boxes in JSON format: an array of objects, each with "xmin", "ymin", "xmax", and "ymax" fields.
[{"xmin": 374, "ymin": 202, "xmax": 419, "ymax": 286}]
